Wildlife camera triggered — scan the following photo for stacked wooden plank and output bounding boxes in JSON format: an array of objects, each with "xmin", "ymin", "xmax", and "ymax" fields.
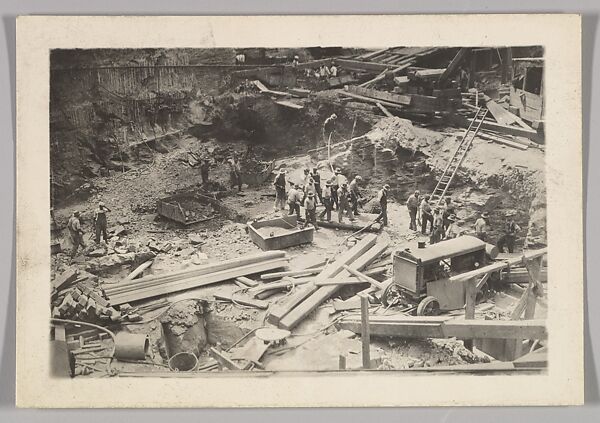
[
  {"xmin": 267, "ymin": 234, "xmax": 389, "ymax": 330},
  {"xmin": 105, "ymin": 251, "xmax": 288, "ymax": 305},
  {"xmin": 340, "ymin": 85, "xmax": 445, "ymax": 114},
  {"xmin": 337, "ymin": 314, "xmax": 548, "ymax": 340}
]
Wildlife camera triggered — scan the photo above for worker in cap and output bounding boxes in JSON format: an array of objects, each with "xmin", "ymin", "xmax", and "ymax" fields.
[
  {"xmin": 497, "ymin": 211, "xmax": 521, "ymax": 253},
  {"xmin": 420, "ymin": 195, "xmax": 433, "ymax": 235},
  {"xmin": 273, "ymin": 168, "xmax": 287, "ymax": 211},
  {"xmin": 442, "ymin": 196, "xmax": 456, "ymax": 234},
  {"xmin": 337, "ymin": 180, "xmax": 354, "ymax": 224},
  {"xmin": 302, "ymin": 191, "xmax": 319, "ymax": 230},
  {"xmin": 349, "ymin": 175, "xmax": 363, "ymax": 216},
  {"xmin": 67, "ymin": 210, "xmax": 85, "ymax": 260},
  {"xmin": 474, "ymin": 211, "xmax": 489, "ymax": 242},
  {"xmin": 310, "ymin": 167, "xmax": 323, "ymax": 205},
  {"xmin": 319, "ymin": 180, "xmax": 334, "ymax": 222},
  {"xmin": 375, "ymin": 184, "xmax": 391, "ymax": 227},
  {"xmin": 445, "ymin": 214, "xmax": 461, "ymax": 240},
  {"xmin": 287, "ymin": 183, "xmax": 303, "ymax": 218},
  {"xmin": 406, "ymin": 190, "xmax": 420, "ymax": 231},
  {"xmin": 94, "ymin": 201, "xmax": 111, "ymax": 244}
]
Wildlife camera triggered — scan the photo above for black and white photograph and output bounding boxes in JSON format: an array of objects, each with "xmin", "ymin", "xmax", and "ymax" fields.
[
  {"xmin": 14, "ymin": 15, "xmax": 583, "ymax": 408},
  {"xmin": 48, "ymin": 45, "xmax": 548, "ymax": 375}
]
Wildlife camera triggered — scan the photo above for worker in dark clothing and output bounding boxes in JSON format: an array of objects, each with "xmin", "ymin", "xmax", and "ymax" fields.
[
  {"xmin": 200, "ymin": 159, "xmax": 211, "ymax": 185},
  {"xmin": 94, "ymin": 201, "xmax": 111, "ymax": 244},
  {"xmin": 430, "ymin": 208, "xmax": 444, "ymax": 244},
  {"xmin": 68, "ymin": 211, "xmax": 85, "ymax": 259},
  {"xmin": 229, "ymin": 157, "xmax": 242, "ymax": 192},
  {"xmin": 337, "ymin": 182, "xmax": 355, "ymax": 223},
  {"xmin": 497, "ymin": 211, "xmax": 521, "ymax": 253},
  {"xmin": 420, "ymin": 195, "xmax": 433, "ymax": 235},
  {"xmin": 273, "ymin": 169, "xmax": 287, "ymax": 211},
  {"xmin": 406, "ymin": 190, "xmax": 420, "ymax": 231},
  {"xmin": 331, "ymin": 168, "xmax": 345, "ymax": 211},
  {"xmin": 442, "ymin": 196, "xmax": 456, "ymax": 234},
  {"xmin": 375, "ymin": 184, "xmax": 390, "ymax": 227},
  {"xmin": 349, "ymin": 175, "xmax": 363, "ymax": 216},
  {"xmin": 311, "ymin": 167, "xmax": 323, "ymax": 205},
  {"xmin": 318, "ymin": 181, "xmax": 333, "ymax": 222},
  {"xmin": 302, "ymin": 192, "xmax": 319, "ymax": 230}
]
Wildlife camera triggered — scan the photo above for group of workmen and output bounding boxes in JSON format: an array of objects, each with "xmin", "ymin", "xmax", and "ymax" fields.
[
  {"xmin": 404, "ymin": 189, "xmax": 522, "ymax": 252},
  {"xmin": 66, "ymin": 201, "xmax": 112, "ymax": 260},
  {"xmin": 273, "ymin": 167, "xmax": 391, "ymax": 231}
]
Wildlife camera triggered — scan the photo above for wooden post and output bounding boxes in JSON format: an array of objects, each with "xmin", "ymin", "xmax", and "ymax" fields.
[
  {"xmin": 338, "ymin": 354, "xmax": 347, "ymax": 370},
  {"xmin": 360, "ymin": 294, "xmax": 371, "ymax": 369},
  {"xmin": 463, "ymin": 277, "xmax": 478, "ymax": 351}
]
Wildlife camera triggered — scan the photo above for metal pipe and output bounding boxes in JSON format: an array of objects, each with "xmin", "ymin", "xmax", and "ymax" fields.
[{"xmin": 113, "ymin": 332, "xmax": 149, "ymax": 360}]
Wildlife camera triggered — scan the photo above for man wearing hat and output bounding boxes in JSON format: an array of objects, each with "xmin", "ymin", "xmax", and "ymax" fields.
[
  {"xmin": 330, "ymin": 170, "xmax": 340, "ymax": 211},
  {"xmin": 420, "ymin": 195, "xmax": 433, "ymax": 235},
  {"xmin": 497, "ymin": 211, "xmax": 521, "ymax": 253},
  {"xmin": 273, "ymin": 169, "xmax": 287, "ymax": 211},
  {"xmin": 445, "ymin": 214, "xmax": 461, "ymax": 239},
  {"xmin": 337, "ymin": 181, "xmax": 355, "ymax": 223},
  {"xmin": 94, "ymin": 201, "xmax": 111, "ymax": 244},
  {"xmin": 375, "ymin": 184, "xmax": 391, "ymax": 227},
  {"xmin": 323, "ymin": 113, "xmax": 338, "ymax": 143},
  {"xmin": 302, "ymin": 192, "xmax": 319, "ymax": 230},
  {"xmin": 67, "ymin": 211, "xmax": 85, "ymax": 259},
  {"xmin": 442, "ymin": 196, "xmax": 456, "ymax": 233},
  {"xmin": 311, "ymin": 167, "xmax": 323, "ymax": 205},
  {"xmin": 430, "ymin": 208, "xmax": 444, "ymax": 244},
  {"xmin": 406, "ymin": 189, "xmax": 420, "ymax": 231},
  {"xmin": 287, "ymin": 183, "xmax": 303, "ymax": 218},
  {"xmin": 318, "ymin": 181, "xmax": 334, "ymax": 222},
  {"xmin": 474, "ymin": 212, "xmax": 489, "ymax": 242},
  {"xmin": 349, "ymin": 175, "xmax": 363, "ymax": 216}
]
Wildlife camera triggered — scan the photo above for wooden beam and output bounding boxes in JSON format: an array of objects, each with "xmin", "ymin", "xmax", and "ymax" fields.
[
  {"xmin": 439, "ymin": 48, "xmax": 470, "ymax": 86},
  {"xmin": 213, "ymin": 292, "xmax": 269, "ymax": 310},
  {"xmin": 341, "ymin": 265, "xmax": 385, "ymax": 289},
  {"xmin": 376, "ymin": 102, "xmax": 394, "ymax": 117},
  {"xmin": 109, "ymin": 258, "xmax": 288, "ymax": 305},
  {"xmin": 261, "ymin": 268, "xmax": 324, "ymax": 280},
  {"xmin": 267, "ymin": 234, "xmax": 378, "ymax": 325},
  {"xmin": 277, "ymin": 241, "xmax": 388, "ymax": 330},
  {"xmin": 338, "ymin": 316, "xmax": 547, "ymax": 340},
  {"xmin": 360, "ymin": 295, "xmax": 371, "ymax": 369},
  {"xmin": 346, "ymin": 85, "xmax": 412, "ymax": 106},
  {"xmin": 124, "ymin": 260, "xmax": 153, "ymax": 281},
  {"xmin": 336, "ymin": 58, "xmax": 392, "ymax": 73},
  {"xmin": 449, "ymin": 248, "xmax": 547, "ymax": 282},
  {"xmin": 442, "ymin": 319, "xmax": 547, "ymax": 340}
]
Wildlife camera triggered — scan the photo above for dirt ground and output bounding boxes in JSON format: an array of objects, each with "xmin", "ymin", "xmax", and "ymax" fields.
[{"xmin": 52, "ymin": 121, "xmax": 546, "ymax": 375}]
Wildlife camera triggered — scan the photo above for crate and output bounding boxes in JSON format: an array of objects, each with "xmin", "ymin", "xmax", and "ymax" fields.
[{"xmin": 247, "ymin": 215, "xmax": 314, "ymax": 251}]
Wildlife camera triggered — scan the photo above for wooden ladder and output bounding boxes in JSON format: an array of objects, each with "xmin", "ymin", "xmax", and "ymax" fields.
[{"xmin": 430, "ymin": 107, "xmax": 489, "ymax": 206}]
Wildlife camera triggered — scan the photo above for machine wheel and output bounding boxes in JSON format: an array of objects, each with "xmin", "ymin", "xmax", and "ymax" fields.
[
  {"xmin": 381, "ymin": 283, "xmax": 404, "ymax": 307},
  {"xmin": 416, "ymin": 296, "xmax": 440, "ymax": 316}
]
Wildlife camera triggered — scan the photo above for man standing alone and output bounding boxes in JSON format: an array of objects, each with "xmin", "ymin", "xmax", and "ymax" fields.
[
  {"xmin": 375, "ymin": 184, "xmax": 390, "ymax": 227},
  {"xmin": 302, "ymin": 192, "xmax": 319, "ymax": 230},
  {"xmin": 94, "ymin": 201, "xmax": 110, "ymax": 244},
  {"xmin": 406, "ymin": 190, "xmax": 420, "ymax": 231}
]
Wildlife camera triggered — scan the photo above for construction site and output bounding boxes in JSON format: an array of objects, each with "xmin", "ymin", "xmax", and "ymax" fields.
[{"xmin": 49, "ymin": 46, "xmax": 548, "ymax": 377}]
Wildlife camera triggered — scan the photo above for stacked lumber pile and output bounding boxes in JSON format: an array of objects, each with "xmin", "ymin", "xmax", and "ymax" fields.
[
  {"xmin": 105, "ymin": 251, "xmax": 289, "ymax": 305},
  {"xmin": 267, "ymin": 234, "xmax": 390, "ymax": 330},
  {"xmin": 51, "ymin": 269, "xmax": 139, "ymax": 324}
]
